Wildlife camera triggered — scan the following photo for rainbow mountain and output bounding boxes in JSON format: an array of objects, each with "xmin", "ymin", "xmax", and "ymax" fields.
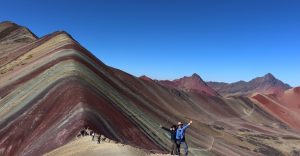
[{"xmin": 0, "ymin": 21, "xmax": 300, "ymax": 156}]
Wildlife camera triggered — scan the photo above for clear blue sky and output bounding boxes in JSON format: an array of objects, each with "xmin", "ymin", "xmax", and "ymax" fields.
[{"xmin": 1, "ymin": 0, "xmax": 300, "ymax": 86}]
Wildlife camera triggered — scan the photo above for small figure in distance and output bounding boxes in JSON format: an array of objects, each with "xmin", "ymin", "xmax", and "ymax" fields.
[
  {"xmin": 80, "ymin": 128, "xmax": 85, "ymax": 137},
  {"xmin": 97, "ymin": 135, "xmax": 101, "ymax": 144},
  {"xmin": 92, "ymin": 131, "xmax": 95, "ymax": 141}
]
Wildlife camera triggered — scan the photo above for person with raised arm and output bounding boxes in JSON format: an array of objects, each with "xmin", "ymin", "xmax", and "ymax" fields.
[
  {"xmin": 160, "ymin": 124, "xmax": 178, "ymax": 155},
  {"xmin": 176, "ymin": 120, "xmax": 192, "ymax": 156}
]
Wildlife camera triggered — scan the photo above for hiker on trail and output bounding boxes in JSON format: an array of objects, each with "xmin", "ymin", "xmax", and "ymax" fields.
[
  {"xmin": 160, "ymin": 124, "xmax": 178, "ymax": 155},
  {"xmin": 92, "ymin": 132, "xmax": 95, "ymax": 141},
  {"xmin": 176, "ymin": 121, "xmax": 192, "ymax": 156},
  {"xmin": 85, "ymin": 127, "xmax": 91, "ymax": 136},
  {"xmin": 80, "ymin": 128, "xmax": 85, "ymax": 137},
  {"xmin": 97, "ymin": 135, "xmax": 101, "ymax": 144}
]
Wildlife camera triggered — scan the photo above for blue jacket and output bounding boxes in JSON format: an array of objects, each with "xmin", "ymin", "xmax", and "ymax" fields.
[{"xmin": 176, "ymin": 124, "xmax": 190, "ymax": 141}]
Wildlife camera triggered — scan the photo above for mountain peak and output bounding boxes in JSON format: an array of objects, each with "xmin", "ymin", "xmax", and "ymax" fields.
[
  {"xmin": 139, "ymin": 75, "xmax": 152, "ymax": 81},
  {"xmin": 187, "ymin": 73, "xmax": 204, "ymax": 82},
  {"xmin": 255, "ymin": 73, "xmax": 281, "ymax": 84},
  {"xmin": 178, "ymin": 73, "xmax": 204, "ymax": 84},
  {"xmin": 263, "ymin": 73, "xmax": 275, "ymax": 79},
  {"xmin": 191, "ymin": 73, "xmax": 200, "ymax": 78},
  {"xmin": 159, "ymin": 73, "xmax": 218, "ymax": 96},
  {"xmin": 208, "ymin": 73, "xmax": 291, "ymax": 96},
  {"xmin": 0, "ymin": 21, "xmax": 38, "ymax": 44}
]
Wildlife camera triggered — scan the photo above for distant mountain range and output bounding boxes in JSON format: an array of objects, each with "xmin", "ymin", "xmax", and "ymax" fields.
[
  {"xmin": 207, "ymin": 73, "xmax": 291, "ymax": 96},
  {"xmin": 144, "ymin": 73, "xmax": 291, "ymax": 97}
]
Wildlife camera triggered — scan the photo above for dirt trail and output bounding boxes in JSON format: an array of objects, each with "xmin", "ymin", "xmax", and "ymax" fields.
[{"xmin": 44, "ymin": 136, "xmax": 172, "ymax": 156}]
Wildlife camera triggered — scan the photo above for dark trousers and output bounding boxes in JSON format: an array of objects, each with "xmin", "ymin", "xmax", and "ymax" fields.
[{"xmin": 170, "ymin": 141, "xmax": 178, "ymax": 155}]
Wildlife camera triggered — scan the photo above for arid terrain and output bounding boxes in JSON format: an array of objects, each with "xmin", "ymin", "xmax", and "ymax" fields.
[{"xmin": 1, "ymin": 21, "xmax": 300, "ymax": 156}]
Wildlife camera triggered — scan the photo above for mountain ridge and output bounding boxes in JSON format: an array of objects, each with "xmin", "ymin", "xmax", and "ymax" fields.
[
  {"xmin": 141, "ymin": 73, "xmax": 291, "ymax": 97},
  {"xmin": 207, "ymin": 73, "xmax": 291, "ymax": 96},
  {"xmin": 157, "ymin": 73, "xmax": 219, "ymax": 96},
  {"xmin": 0, "ymin": 21, "xmax": 38, "ymax": 44}
]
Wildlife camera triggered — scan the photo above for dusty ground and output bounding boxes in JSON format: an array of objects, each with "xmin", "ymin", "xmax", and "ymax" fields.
[{"xmin": 44, "ymin": 136, "xmax": 172, "ymax": 156}]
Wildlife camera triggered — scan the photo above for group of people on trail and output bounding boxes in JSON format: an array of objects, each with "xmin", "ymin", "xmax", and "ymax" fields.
[
  {"xmin": 78, "ymin": 127, "xmax": 95, "ymax": 137},
  {"xmin": 77, "ymin": 127, "xmax": 100, "ymax": 143},
  {"xmin": 161, "ymin": 120, "xmax": 193, "ymax": 156}
]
